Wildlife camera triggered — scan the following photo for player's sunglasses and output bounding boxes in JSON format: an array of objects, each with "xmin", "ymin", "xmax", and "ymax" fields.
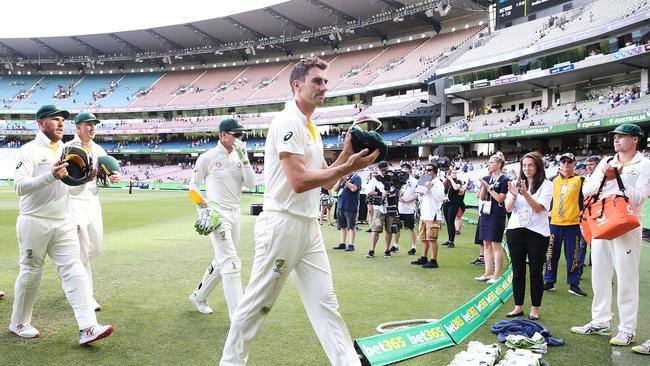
[{"xmin": 226, "ymin": 131, "xmax": 244, "ymax": 138}]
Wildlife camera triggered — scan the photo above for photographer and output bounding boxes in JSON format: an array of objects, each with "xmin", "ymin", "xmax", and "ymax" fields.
[
  {"xmin": 366, "ymin": 161, "xmax": 401, "ymax": 258},
  {"xmin": 395, "ymin": 163, "xmax": 419, "ymax": 255},
  {"xmin": 411, "ymin": 163, "xmax": 445, "ymax": 268},
  {"xmin": 332, "ymin": 172, "xmax": 362, "ymax": 251},
  {"xmin": 442, "ymin": 168, "xmax": 465, "ymax": 248}
]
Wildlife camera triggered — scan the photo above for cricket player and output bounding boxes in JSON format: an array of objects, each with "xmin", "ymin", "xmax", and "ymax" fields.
[
  {"xmin": 220, "ymin": 57, "xmax": 379, "ymax": 366},
  {"xmin": 10, "ymin": 105, "xmax": 113, "ymax": 345},
  {"xmin": 188, "ymin": 118, "xmax": 256, "ymax": 318},
  {"xmin": 572, "ymin": 123, "xmax": 650, "ymax": 347},
  {"xmin": 66, "ymin": 112, "xmax": 121, "ymax": 312}
]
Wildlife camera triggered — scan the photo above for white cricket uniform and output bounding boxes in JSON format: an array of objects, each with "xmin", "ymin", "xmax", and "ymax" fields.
[
  {"xmin": 582, "ymin": 152, "xmax": 650, "ymax": 335},
  {"xmin": 189, "ymin": 140, "xmax": 256, "ymax": 319},
  {"xmin": 11, "ymin": 131, "xmax": 97, "ymax": 330},
  {"xmin": 221, "ymin": 100, "xmax": 361, "ymax": 366},
  {"xmin": 66, "ymin": 134, "xmax": 107, "ymax": 298}
]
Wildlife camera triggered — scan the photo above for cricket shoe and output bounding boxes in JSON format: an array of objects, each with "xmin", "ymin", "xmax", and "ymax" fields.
[
  {"xmin": 189, "ymin": 294, "xmax": 213, "ymax": 315},
  {"xmin": 8, "ymin": 323, "xmax": 40, "ymax": 338},
  {"xmin": 571, "ymin": 322, "xmax": 611, "ymax": 336},
  {"xmin": 610, "ymin": 331, "xmax": 635, "ymax": 346},
  {"xmin": 79, "ymin": 324, "xmax": 113, "ymax": 345},
  {"xmin": 631, "ymin": 339, "xmax": 650, "ymax": 355}
]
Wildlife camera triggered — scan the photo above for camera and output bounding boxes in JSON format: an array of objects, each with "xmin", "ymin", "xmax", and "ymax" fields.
[{"xmin": 373, "ymin": 170, "xmax": 410, "ymax": 214}]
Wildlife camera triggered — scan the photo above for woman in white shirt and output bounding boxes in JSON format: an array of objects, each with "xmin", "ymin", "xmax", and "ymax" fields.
[{"xmin": 504, "ymin": 152, "xmax": 553, "ymax": 321}]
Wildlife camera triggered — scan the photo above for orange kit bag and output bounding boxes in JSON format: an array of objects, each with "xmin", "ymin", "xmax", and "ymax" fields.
[{"xmin": 582, "ymin": 161, "xmax": 639, "ymax": 241}]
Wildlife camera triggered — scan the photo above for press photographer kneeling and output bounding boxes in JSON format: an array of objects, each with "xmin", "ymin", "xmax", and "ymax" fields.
[{"xmin": 365, "ymin": 161, "xmax": 410, "ymax": 258}]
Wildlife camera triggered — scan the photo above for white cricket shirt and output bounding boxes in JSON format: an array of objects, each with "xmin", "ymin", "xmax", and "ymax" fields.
[
  {"xmin": 190, "ymin": 141, "xmax": 256, "ymax": 210},
  {"xmin": 263, "ymin": 99, "xmax": 324, "ymax": 219},
  {"xmin": 14, "ymin": 131, "xmax": 69, "ymax": 219}
]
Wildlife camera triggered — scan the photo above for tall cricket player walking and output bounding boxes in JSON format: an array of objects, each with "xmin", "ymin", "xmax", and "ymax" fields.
[
  {"xmin": 66, "ymin": 112, "xmax": 121, "ymax": 312},
  {"xmin": 220, "ymin": 57, "xmax": 379, "ymax": 366},
  {"xmin": 10, "ymin": 105, "xmax": 113, "ymax": 345},
  {"xmin": 189, "ymin": 118, "xmax": 256, "ymax": 318}
]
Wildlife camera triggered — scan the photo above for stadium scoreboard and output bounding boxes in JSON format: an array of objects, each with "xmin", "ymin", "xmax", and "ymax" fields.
[{"xmin": 497, "ymin": 0, "xmax": 569, "ymax": 26}]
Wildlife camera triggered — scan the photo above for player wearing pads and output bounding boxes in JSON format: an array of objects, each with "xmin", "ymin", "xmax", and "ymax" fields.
[
  {"xmin": 10, "ymin": 105, "xmax": 113, "ymax": 345},
  {"xmin": 189, "ymin": 118, "xmax": 256, "ymax": 318},
  {"xmin": 220, "ymin": 57, "xmax": 379, "ymax": 366},
  {"xmin": 66, "ymin": 112, "xmax": 121, "ymax": 312}
]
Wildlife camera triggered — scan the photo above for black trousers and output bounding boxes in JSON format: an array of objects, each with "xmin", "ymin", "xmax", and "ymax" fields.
[
  {"xmin": 442, "ymin": 202, "xmax": 459, "ymax": 243},
  {"xmin": 506, "ymin": 228, "xmax": 549, "ymax": 307}
]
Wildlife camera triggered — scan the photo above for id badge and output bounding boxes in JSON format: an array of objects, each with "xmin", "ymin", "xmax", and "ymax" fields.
[
  {"xmin": 480, "ymin": 200, "xmax": 491, "ymax": 215},
  {"xmin": 518, "ymin": 209, "xmax": 531, "ymax": 227}
]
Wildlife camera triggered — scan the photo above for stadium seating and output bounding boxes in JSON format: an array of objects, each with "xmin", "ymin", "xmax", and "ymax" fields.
[
  {"xmin": 170, "ymin": 66, "xmax": 247, "ymax": 107},
  {"xmin": 129, "ymin": 70, "xmax": 204, "ymax": 108},
  {"xmin": 11, "ymin": 76, "xmax": 79, "ymax": 109},
  {"xmin": 57, "ymin": 74, "xmax": 118, "ymax": 109},
  {"xmin": 97, "ymin": 73, "xmax": 163, "ymax": 108},
  {"xmin": 451, "ymin": 0, "xmax": 650, "ymax": 67},
  {"xmin": 370, "ymin": 27, "xmax": 482, "ymax": 85},
  {"xmin": 0, "ymin": 75, "xmax": 41, "ymax": 108}
]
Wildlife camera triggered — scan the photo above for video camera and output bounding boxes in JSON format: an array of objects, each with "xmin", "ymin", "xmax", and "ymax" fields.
[{"xmin": 370, "ymin": 170, "xmax": 410, "ymax": 213}]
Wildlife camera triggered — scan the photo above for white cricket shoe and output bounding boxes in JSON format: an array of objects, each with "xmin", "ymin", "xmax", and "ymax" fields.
[
  {"xmin": 79, "ymin": 324, "xmax": 113, "ymax": 345},
  {"xmin": 8, "ymin": 323, "xmax": 41, "ymax": 338},
  {"xmin": 189, "ymin": 294, "xmax": 213, "ymax": 314}
]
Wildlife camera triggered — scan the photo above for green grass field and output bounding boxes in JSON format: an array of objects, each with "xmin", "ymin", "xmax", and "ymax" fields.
[{"xmin": 0, "ymin": 188, "xmax": 649, "ymax": 365}]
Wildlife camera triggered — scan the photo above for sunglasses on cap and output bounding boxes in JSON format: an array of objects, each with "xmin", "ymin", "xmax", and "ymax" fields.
[{"xmin": 226, "ymin": 131, "xmax": 243, "ymax": 138}]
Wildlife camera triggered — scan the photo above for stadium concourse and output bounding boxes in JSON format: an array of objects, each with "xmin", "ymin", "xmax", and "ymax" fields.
[{"xmin": 2, "ymin": 0, "xmax": 650, "ymax": 364}]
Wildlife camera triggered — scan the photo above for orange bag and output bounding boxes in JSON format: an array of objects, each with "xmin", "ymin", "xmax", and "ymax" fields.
[
  {"xmin": 582, "ymin": 163, "xmax": 639, "ymax": 241},
  {"xmin": 579, "ymin": 199, "xmax": 593, "ymax": 244}
]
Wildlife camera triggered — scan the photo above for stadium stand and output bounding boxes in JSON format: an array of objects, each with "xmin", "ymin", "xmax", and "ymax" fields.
[
  {"xmin": 0, "ymin": 75, "xmax": 41, "ymax": 108},
  {"xmin": 171, "ymin": 66, "xmax": 247, "ymax": 107},
  {"xmin": 451, "ymin": 0, "xmax": 650, "ymax": 67},
  {"xmin": 370, "ymin": 26, "xmax": 482, "ymax": 85},
  {"xmin": 97, "ymin": 73, "xmax": 163, "ymax": 108},
  {"xmin": 56, "ymin": 74, "xmax": 118, "ymax": 109},
  {"xmin": 11, "ymin": 76, "xmax": 79, "ymax": 109},
  {"xmin": 129, "ymin": 70, "xmax": 204, "ymax": 108}
]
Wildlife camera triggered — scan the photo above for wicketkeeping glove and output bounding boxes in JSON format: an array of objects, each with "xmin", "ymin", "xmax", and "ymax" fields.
[
  {"xmin": 233, "ymin": 140, "xmax": 250, "ymax": 167},
  {"xmin": 195, "ymin": 201, "xmax": 221, "ymax": 235}
]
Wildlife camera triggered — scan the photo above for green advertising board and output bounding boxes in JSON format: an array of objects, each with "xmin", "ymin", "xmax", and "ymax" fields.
[
  {"xmin": 355, "ymin": 321, "xmax": 454, "ymax": 366},
  {"xmin": 355, "ymin": 266, "xmax": 513, "ymax": 365},
  {"xmin": 413, "ymin": 112, "xmax": 650, "ymax": 145}
]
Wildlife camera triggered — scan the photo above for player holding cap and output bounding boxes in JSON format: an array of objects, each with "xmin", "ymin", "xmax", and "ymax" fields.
[
  {"xmin": 188, "ymin": 118, "xmax": 256, "ymax": 318},
  {"xmin": 9, "ymin": 105, "xmax": 113, "ymax": 345},
  {"xmin": 66, "ymin": 112, "xmax": 121, "ymax": 312},
  {"xmin": 220, "ymin": 57, "xmax": 379, "ymax": 366}
]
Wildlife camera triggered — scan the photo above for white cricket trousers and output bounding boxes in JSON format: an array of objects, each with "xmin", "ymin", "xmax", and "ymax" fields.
[
  {"xmin": 70, "ymin": 197, "xmax": 103, "ymax": 297},
  {"xmin": 193, "ymin": 207, "xmax": 243, "ymax": 320},
  {"xmin": 220, "ymin": 211, "xmax": 360, "ymax": 366},
  {"xmin": 590, "ymin": 226, "xmax": 641, "ymax": 334},
  {"xmin": 11, "ymin": 215, "xmax": 97, "ymax": 330}
]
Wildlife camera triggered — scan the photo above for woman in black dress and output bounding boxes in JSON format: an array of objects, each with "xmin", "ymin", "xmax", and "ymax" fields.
[
  {"xmin": 442, "ymin": 168, "xmax": 465, "ymax": 248},
  {"xmin": 475, "ymin": 152, "xmax": 508, "ymax": 284}
]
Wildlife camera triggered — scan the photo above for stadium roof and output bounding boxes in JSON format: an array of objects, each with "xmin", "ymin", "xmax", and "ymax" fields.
[{"xmin": 0, "ymin": 0, "xmax": 488, "ymax": 65}]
